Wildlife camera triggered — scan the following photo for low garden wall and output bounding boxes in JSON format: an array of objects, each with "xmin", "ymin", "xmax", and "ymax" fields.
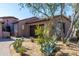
[{"xmin": 3, "ymin": 31, "xmax": 10, "ymax": 38}]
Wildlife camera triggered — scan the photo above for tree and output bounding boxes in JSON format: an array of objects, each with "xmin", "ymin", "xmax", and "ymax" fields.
[
  {"xmin": 59, "ymin": 3, "xmax": 67, "ymax": 42},
  {"xmin": 19, "ymin": 3, "xmax": 68, "ymax": 36},
  {"xmin": 19, "ymin": 3, "xmax": 58, "ymax": 17},
  {"xmin": 75, "ymin": 20, "xmax": 79, "ymax": 29},
  {"xmin": 65, "ymin": 3, "xmax": 79, "ymax": 42},
  {"xmin": 19, "ymin": 3, "xmax": 78, "ymax": 42}
]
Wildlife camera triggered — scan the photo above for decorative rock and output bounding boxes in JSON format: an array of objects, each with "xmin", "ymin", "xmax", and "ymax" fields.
[{"xmin": 55, "ymin": 51, "xmax": 63, "ymax": 56}]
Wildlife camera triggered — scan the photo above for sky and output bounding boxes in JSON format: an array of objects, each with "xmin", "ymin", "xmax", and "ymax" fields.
[
  {"xmin": 0, "ymin": 3, "xmax": 73, "ymax": 20},
  {"xmin": 0, "ymin": 3, "xmax": 34, "ymax": 20}
]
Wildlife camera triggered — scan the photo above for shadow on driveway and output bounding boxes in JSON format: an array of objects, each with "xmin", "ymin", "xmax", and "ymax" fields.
[{"xmin": 0, "ymin": 38, "xmax": 14, "ymax": 42}]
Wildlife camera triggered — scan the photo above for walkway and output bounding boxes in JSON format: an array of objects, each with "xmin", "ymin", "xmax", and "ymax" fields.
[{"xmin": 0, "ymin": 38, "xmax": 14, "ymax": 56}]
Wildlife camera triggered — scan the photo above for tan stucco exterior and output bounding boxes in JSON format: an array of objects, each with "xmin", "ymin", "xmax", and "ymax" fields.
[
  {"xmin": 0, "ymin": 22, "xmax": 3, "ymax": 37},
  {"xmin": 0, "ymin": 15, "xmax": 71, "ymax": 38},
  {"xmin": 0, "ymin": 17, "xmax": 18, "ymax": 38},
  {"xmin": 15, "ymin": 15, "xmax": 71, "ymax": 38}
]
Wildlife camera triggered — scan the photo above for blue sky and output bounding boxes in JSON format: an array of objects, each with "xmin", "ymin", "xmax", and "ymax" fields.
[
  {"xmin": 0, "ymin": 3, "xmax": 34, "ymax": 20},
  {"xmin": 0, "ymin": 3, "xmax": 73, "ymax": 20}
]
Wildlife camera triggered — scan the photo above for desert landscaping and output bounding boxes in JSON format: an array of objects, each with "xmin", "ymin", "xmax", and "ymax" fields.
[
  {"xmin": 9, "ymin": 37, "xmax": 79, "ymax": 56},
  {"xmin": 0, "ymin": 3, "xmax": 79, "ymax": 56}
]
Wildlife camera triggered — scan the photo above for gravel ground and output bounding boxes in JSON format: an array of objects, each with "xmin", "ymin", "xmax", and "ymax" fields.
[
  {"xmin": 56, "ymin": 41, "xmax": 79, "ymax": 56},
  {"xmin": 22, "ymin": 40, "xmax": 43, "ymax": 56}
]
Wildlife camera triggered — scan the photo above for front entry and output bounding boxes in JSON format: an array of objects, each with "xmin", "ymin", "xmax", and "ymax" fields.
[
  {"xmin": 2, "ymin": 25, "xmax": 11, "ymax": 36},
  {"xmin": 30, "ymin": 24, "xmax": 44, "ymax": 37},
  {"xmin": 30, "ymin": 25, "xmax": 36, "ymax": 37}
]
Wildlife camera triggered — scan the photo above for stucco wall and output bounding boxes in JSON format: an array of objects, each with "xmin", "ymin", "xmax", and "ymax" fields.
[
  {"xmin": 18, "ymin": 19, "xmax": 50, "ymax": 37},
  {"xmin": 0, "ymin": 23, "xmax": 3, "ymax": 38},
  {"xmin": 1, "ymin": 17, "xmax": 18, "ymax": 36},
  {"xmin": 14, "ymin": 23, "xmax": 19, "ymax": 37},
  {"xmin": 17, "ymin": 16, "xmax": 71, "ymax": 38},
  {"xmin": 17, "ymin": 17, "xmax": 40, "ymax": 37},
  {"xmin": 51, "ymin": 16, "xmax": 71, "ymax": 37},
  {"xmin": 25, "ymin": 20, "xmax": 49, "ymax": 37}
]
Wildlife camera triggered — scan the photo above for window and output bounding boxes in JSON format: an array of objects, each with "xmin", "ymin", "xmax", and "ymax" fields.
[
  {"xmin": 22, "ymin": 25, "xmax": 24, "ymax": 30},
  {"xmin": 14, "ymin": 24, "xmax": 18, "ymax": 33}
]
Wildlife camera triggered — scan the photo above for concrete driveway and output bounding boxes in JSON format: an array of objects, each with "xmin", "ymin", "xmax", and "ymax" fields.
[{"xmin": 0, "ymin": 38, "xmax": 14, "ymax": 56}]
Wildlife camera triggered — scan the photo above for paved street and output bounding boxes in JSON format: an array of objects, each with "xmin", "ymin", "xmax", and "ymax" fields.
[{"xmin": 0, "ymin": 38, "xmax": 14, "ymax": 56}]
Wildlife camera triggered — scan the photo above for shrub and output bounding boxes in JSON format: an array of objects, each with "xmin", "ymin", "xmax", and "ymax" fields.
[
  {"xmin": 17, "ymin": 46, "xmax": 26, "ymax": 55},
  {"xmin": 12, "ymin": 39, "xmax": 23, "ymax": 49},
  {"xmin": 35, "ymin": 25, "xmax": 57, "ymax": 56},
  {"xmin": 40, "ymin": 35, "xmax": 57, "ymax": 56},
  {"xmin": 35, "ymin": 25, "xmax": 44, "ymax": 38},
  {"xmin": 11, "ymin": 39, "xmax": 26, "ymax": 55},
  {"xmin": 11, "ymin": 38, "xmax": 26, "ymax": 56},
  {"xmin": 35, "ymin": 37, "xmax": 45, "ymax": 44}
]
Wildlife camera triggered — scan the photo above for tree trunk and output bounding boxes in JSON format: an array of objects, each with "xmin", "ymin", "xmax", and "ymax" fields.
[{"xmin": 61, "ymin": 3, "xmax": 64, "ymax": 42}]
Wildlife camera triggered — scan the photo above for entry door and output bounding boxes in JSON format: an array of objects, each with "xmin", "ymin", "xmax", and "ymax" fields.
[
  {"xmin": 30, "ymin": 25, "xmax": 36, "ymax": 37},
  {"xmin": 30, "ymin": 24, "xmax": 44, "ymax": 37}
]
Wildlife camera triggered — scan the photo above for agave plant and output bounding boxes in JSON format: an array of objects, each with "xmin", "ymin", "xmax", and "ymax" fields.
[{"xmin": 40, "ymin": 35, "xmax": 57, "ymax": 56}]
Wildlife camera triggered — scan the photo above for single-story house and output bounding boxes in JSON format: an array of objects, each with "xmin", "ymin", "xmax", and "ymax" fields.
[
  {"xmin": 14, "ymin": 15, "xmax": 71, "ymax": 38},
  {"xmin": 0, "ymin": 15, "xmax": 71, "ymax": 38}
]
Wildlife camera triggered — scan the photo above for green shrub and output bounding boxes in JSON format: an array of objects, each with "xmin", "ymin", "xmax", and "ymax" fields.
[
  {"xmin": 12, "ymin": 39, "xmax": 23, "ymax": 49},
  {"xmin": 35, "ymin": 37, "xmax": 45, "ymax": 44},
  {"xmin": 35, "ymin": 25, "xmax": 44, "ymax": 38},
  {"xmin": 17, "ymin": 46, "xmax": 26, "ymax": 55},
  {"xmin": 35, "ymin": 25, "xmax": 57, "ymax": 56},
  {"xmin": 11, "ymin": 38, "xmax": 26, "ymax": 55}
]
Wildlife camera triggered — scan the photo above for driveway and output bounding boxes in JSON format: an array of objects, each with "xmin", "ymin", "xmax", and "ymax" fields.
[{"xmin": 0, "ymin": 38, "xmax": 14, "ymax": 56}]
